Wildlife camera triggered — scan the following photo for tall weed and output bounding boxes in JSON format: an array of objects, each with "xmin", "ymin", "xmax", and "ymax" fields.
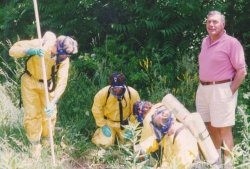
[{"xmin": 233, "ymin": 106, "xmax": 250, "ymax": 168}]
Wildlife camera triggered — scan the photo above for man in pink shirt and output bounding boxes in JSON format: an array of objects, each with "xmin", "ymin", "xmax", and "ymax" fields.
[{"xmin": 196, "ymin": 11, "xmax": 247, "ymax": 168}]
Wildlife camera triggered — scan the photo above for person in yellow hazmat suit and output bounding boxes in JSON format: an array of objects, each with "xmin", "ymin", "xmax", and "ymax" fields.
[
  {"xmin": 133, "ymin": 101, "xmax": 199, "ymax": 169},
  {"xmin": 91, "ymin": 72, "xmax": 140, "ymax": 147},
  {"xmin": 9, "ymin": 31, "xmax": 78, "ymax": 158}
]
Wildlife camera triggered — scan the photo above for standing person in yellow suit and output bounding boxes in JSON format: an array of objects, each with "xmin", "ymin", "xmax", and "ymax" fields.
[
  {"xmin": 92, "ymin": 72, "xmax": 140, "ymax": 147},
  {"xmin": 133, "ymin": 101, "xmax": 199, "ymax": 169},
  {"xmin": 9, "ymin": 31, "xmax": 78, "ymax": 158}
]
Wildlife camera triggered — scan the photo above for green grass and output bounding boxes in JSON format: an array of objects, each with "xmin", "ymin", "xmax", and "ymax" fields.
[{"xmin": 0, "ymin": 57, "xmax": 249, "ymax": 168}]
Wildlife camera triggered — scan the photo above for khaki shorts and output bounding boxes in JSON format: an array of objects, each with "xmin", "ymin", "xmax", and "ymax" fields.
[{"xmin": 196, "ymin": 82, "xmax": 238, "ymax": 127}]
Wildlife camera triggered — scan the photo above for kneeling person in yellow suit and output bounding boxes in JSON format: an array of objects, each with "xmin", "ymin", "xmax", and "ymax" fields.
[
  {"xmin": 9, "ymin": 32, "xmax": 78, "ymax": 158},
  {"xmin": 133, "ymin": 101, "xmax": 199, "ymax": 169},
  {"xmin": 92, "ymin": 72, "xmax": 140, "ymax": 147}
]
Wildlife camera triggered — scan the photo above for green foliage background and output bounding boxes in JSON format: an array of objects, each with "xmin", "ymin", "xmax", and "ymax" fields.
[{"xmin": 0, "ymin": 0, "xmax": 249, "ymax": 167}]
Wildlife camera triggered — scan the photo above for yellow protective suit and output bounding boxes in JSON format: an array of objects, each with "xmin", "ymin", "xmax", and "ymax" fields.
[
  {"xmin": 137, "ymin": 103, "xmax": 199, "ymax": 169},
  {"xmin": 92, "ymin": 85, "xmax": 140, "ymax": 147},
  {"xmin": 160, "ymin": 122, "xmax": 199, "ymax": 169},
  {"xmin": 9, "ymin": 39, "xmax": 69, "ymax": 144}
]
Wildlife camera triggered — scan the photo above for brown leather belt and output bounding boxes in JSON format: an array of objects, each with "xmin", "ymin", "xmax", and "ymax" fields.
[{"xmin": 200, "ymin": 79, "xmax": 232, "ymax": 85}]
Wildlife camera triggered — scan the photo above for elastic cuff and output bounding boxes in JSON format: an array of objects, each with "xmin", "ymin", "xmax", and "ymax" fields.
[
  {"xmin": 42, "ymin": 137, "xmax": 50, "ymax": 140},
  {"xmin": 30, "ymin": 140, "xmax": 40, "ymax": 145}
]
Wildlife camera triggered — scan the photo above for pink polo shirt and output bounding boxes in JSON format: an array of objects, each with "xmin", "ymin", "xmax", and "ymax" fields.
[{"xmin": 198, "ymin": 32, "xmax": 246, "ymax": 81}]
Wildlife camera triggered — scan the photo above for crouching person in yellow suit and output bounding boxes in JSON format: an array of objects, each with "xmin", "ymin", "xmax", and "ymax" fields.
[
  {"xmin": 9, "ymin": 32, "xmax": 78, "ymax": 158},
  {"xmin": 91, "ymin": 72, "xmax": 140, "ymax": 147},
  {"xmin": 133, "ymin": 101, "xmax": 199, "ymax": 169}
]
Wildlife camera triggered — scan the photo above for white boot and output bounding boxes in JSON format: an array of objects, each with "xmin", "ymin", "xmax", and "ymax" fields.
[{"xmin": 31, "ymin": 144, "xmax": 42, "ymax": 159}]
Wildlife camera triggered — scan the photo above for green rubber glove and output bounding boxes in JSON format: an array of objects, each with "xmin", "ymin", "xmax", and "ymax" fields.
[
  {"xmin": 44, "ymin": 102, "xmax": 55, "ymax": 118},
  {"xmin": 26, "ymin": 48, "xmax": 44, "ymax": 57},
  {"xmin": 124, "ymin": 129, "xmax": 133, "ymax": 140},
  {"xmin": 101, "ymin": 125, "xmax": 112, "ymax": 137}
]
